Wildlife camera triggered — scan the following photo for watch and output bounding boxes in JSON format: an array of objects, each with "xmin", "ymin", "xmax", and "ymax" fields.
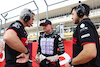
[{"xmin": 68, "ymin": 59, "xmax": 74, "ymax": 66}]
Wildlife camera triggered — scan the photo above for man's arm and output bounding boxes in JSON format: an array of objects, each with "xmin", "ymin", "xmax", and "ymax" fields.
[
  {"xmin": 3, "ymin": 29, "xmax": 28, "ymax": 53},
  {"xmin": 65, "ymin": 43, "xmax": 97, "ymax": 67},
  {"xmin": 71, "ymin": 43, "xmax": 97, "ymax": 65}
]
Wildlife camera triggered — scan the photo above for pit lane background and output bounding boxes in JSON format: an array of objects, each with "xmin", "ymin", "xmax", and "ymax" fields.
[{"xmin": 0, "ymin": 41, "xmax": 73, "ymax": 67}]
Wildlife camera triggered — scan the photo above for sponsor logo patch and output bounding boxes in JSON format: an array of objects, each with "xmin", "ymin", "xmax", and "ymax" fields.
[
  {"xmin": 81, "ymin": 33, "xmax": 90, "ymax": 38},
  {"xmin": 80, "ymin": 23, "xmax": 88, "ymax": 32},
  {"xmin": 80, "ymin": 23, "xmax": 85, "ymax": 28},
  {"xmin": 12, "ymin": 23, "xmax": 21, "ymax": 29}
]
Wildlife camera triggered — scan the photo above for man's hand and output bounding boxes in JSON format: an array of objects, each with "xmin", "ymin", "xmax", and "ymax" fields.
[
  {"xmin": 35, "ymin": 55, "xmax": 40, "ymax": 64},
  {"xmin": 65, "ymin": 62, "xmax": 72, "ymax": 67},
  {"xmin": 16, "ymin": 53, "xmax": 29, "ymax": 63}
]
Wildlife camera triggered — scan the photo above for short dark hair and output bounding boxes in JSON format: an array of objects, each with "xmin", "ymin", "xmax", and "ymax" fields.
[{"xmin": 71, "ymin": 4, "xmax": 90, "ymax": 16}]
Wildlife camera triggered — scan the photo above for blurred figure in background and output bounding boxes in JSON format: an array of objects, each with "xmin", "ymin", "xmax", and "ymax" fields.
[{"xmin": 0, "ymin": 39, "xmax": 4, "ymax": 54}]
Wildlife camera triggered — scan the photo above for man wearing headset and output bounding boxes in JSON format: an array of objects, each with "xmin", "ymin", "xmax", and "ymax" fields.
[
  {"xmin": 65, "ymin": 4, "xmax": 100, "ymax": 67},
  {"xmin": 3, "ymin": 8, "xmax": 35, "ymax": 67}
]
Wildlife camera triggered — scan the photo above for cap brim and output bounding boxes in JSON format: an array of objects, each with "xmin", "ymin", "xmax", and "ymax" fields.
[{"xmin": 40, "ymin": 23, "xmax": 48, "ymax": 26}]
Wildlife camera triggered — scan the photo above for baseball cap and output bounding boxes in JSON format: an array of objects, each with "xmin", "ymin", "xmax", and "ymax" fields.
[{"xmin": 40, "ymin": 20, "xmax": 52, "ymax": 26}]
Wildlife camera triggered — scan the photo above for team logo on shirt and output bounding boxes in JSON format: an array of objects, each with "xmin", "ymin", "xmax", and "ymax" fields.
[
  {"xmin": 80, "ymin": 23, "xmax": 85, "ymax": 28},
  {"xmin": 80, "ymin": 23, "xmax": 90, "ymax": 38},
  {"xmin": 81, "ymin": 33, "xmax": 90, "ymax": 38},
  {"xmin": 80, "ymin": 23, "xmax": 88, "ymax": 33},
  {"xmin": 12, "ymin": 22, "xmax": 21, "ymax": 29}
]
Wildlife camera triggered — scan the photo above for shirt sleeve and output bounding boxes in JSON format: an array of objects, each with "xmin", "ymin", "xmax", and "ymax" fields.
[
  {"xmin": 57, "ymin": 35, "xmax": 65, "ymax": 55},
  {"xmin": 78, "ymin": 22, "xmax": 96, "ymax": 46},
  {"xmin": 7, "ymin": 22, "xmax": 21, "ymax": 35}
]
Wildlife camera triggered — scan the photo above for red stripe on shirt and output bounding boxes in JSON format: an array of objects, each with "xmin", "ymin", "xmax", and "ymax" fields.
[
  {"xmin": 81, "ymin": 42, "xmax": 96, "ymax": 46},
  {"xmin": 7, "ymin": 28, "xmax": 18, "ymax": 36}
]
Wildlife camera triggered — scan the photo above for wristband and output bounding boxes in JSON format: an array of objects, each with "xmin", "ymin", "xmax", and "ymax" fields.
[
  {"xmin": 25, "ymin": 49, "xmax": 30, "ymax": 54},
  {"xmin": 68, "ymin": 59, "xmax": 74, "ymax": 66}
]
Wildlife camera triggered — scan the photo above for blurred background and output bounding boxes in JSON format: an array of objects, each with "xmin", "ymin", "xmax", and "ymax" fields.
[{"xmin": 0, "ymin": 0, "xmax": 100, "ymax": 42}]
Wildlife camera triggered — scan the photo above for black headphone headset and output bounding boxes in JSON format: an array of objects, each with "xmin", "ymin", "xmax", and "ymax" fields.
[
  {"xmin": 76, "ymin": 4, "xmax": 86, "ymax": 18},
  {"xmin": 23, "ymin": 9, "xmax": 32, "ymax": 22}
]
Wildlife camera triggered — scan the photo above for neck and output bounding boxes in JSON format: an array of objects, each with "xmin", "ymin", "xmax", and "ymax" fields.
[
  {"xmin": 79, "ymin": 15, "xmax": 88, "ymax": 22},
  {"xmin": 19, "ymin": 19, "xmax": 26, "ymax": 27}
]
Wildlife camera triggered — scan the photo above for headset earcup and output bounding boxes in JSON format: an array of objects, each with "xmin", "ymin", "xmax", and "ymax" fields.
[
  {"xmin": 76, "ymin": 4, "xmax": 85, "ymax": 18},
  {"xmin": 23, "ymin": 14, "xmax": 30, "ymax": 22},
  {"xmin": 76, "ymin": 8, "xmax": 84, "ymax": 18}
]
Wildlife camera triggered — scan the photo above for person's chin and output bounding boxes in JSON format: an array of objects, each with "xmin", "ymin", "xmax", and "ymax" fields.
[
  {"xmin": 73, "ymin": 21, "xmax": 75, "ymax": 24},
  {"xmin": 73, "ymin": 21, "xmax": 77, "ymax": 24},
  {"xmin": 26, "ymin": 25, "xmax": 30, "ymax": 27},
  {"xmin": 43, "ymin": 30, "xmax": 46, "ymax": 33}
]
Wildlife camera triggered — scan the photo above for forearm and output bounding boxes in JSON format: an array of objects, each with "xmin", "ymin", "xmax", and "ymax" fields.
[
  {"xmin": 72, "ymin": 50, "xmax": 93, "ymax": 65},
  {"xmin": 72, "ymin": 43, "xmax": 97, "ymax": 65}
]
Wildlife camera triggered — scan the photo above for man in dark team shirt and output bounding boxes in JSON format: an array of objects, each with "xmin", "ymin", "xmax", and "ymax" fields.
[
  {"xmin": 65, "ymin": 4, "xmax": 100, "ymax": 67},
  {"xmin": 3, "ymin": 8, "xmax": 35, "ymax": 67},
  {"xmin": 35, "ymin": 20, "xmax": 65, "ymax": 67}
]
